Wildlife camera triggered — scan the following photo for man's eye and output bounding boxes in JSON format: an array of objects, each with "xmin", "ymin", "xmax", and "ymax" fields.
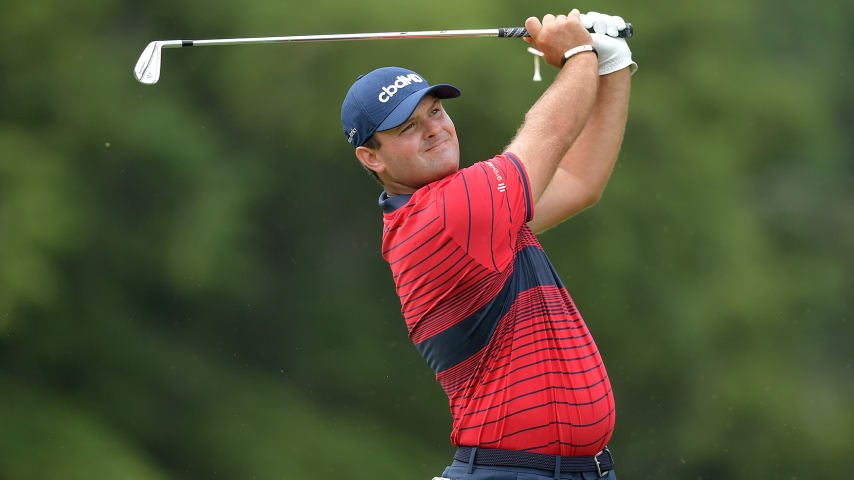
[{"xmin": 401, "ymin": 123, "xmax": 414, "ymax": 133}]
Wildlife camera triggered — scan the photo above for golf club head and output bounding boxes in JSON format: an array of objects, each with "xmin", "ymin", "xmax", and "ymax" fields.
[{"xmin": 134, "ymin": 41, "xmax": 163, "ymax": 84}]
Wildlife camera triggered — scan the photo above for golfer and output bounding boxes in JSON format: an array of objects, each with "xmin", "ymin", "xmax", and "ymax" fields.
[{"xmin": 341, "ymin": 10, "xmax": 635, "ymax": 480}]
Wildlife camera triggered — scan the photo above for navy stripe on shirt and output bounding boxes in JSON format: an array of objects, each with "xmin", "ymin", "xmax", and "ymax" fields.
[
  {"xmin": 414, "ymin": 244, "xmax": 560, "ymax": 373},
  {"xmin": 504, "ymin": 153, "xmax": 532, "ymax": 222}
]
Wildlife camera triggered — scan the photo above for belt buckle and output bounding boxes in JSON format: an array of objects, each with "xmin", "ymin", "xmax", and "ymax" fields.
[{"xmin": 593, "ymin": 446, "xmax": 610, "ymax": 478}]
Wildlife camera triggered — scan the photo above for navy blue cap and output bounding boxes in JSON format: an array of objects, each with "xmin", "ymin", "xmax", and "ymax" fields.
[{"xmin": 341, "ymin": 66, "xmax": 461, "ymax": 148}]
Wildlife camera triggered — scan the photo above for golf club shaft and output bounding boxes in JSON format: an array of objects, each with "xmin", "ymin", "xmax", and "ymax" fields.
[
  {"xmin": 134, "ymin": 24, "xmax": 633, "ymax": 84},
  {"xmin": 158, "ymin": 25, "xmax": 632, "ymax": 49}
]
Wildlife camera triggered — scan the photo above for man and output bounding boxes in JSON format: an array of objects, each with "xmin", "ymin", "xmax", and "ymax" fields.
[{"xmin": 341, "ymin": 9, "xmax": 635, "ymax": 480}]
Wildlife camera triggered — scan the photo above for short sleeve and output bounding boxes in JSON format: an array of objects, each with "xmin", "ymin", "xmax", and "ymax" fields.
[{"xmin": 439, "ymin": 152, "xmax": 534, "ymax": 272}]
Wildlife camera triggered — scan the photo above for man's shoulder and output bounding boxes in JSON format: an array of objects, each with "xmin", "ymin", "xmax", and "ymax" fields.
[
  {"xmin": 381, "ymin": 185, "xmax": 443, "ymax": 233},
  {"xmin": 380, "ymin": 153, "xmax": 523, "ymax": 223},
  {"xmin": 382, "ymin": 172, "xmax": 460, "ymax": 215}
]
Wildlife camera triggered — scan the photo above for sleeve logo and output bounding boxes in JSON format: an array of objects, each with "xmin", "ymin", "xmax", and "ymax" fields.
[{"xmin": 485, "ymin": 161, "xmax": 506, "ymax": 193}]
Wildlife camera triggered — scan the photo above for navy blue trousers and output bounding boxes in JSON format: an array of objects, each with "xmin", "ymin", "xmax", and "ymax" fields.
[
  {"xmin": 442, "ymin": 460, "xmax": 617, "ymax": 480},
  {"xmin": 439, "ymin": 459, "xmax": 617, "ymax": 480}
]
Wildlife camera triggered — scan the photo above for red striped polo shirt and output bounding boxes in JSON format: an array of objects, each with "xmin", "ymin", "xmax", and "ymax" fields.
[{"xmin": 379, "ymin": 152, "xmax": 614, "ymax": 456}]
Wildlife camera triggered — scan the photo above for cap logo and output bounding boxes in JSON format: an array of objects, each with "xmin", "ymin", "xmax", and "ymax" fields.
[
  {"xmin": 377, "ymin": 74, "xmax": 424, "ymax": 103},
  {"xmin": 347, "ymin": 127, "xmax": 357, "ymax": 144}
]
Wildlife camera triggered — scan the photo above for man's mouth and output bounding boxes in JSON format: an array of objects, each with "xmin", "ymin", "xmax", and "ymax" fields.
[{"xmin": 425, "ymin": 139, "xmax": 447, "ymax": 152}]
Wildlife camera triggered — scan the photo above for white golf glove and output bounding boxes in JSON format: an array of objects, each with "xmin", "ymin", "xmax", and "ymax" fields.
[{"xmin": 580, "ymin": 11, "xmax": 638, "ymax": 76}]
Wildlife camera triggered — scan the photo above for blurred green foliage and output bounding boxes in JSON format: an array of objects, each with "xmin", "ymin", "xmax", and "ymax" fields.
[{"xmin": 1, "ymin": 0, "xmax": 852, "ymax": 478}]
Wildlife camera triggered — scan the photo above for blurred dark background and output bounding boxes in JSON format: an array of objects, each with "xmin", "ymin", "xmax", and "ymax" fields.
[{"xmin": 1, "ymin": 0, "xmax": 852, "ymax": 478}]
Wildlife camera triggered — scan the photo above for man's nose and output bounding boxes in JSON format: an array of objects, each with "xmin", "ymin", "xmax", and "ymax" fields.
[{"xmin": 423, "ymin": 117, "xmax": 441, "ymax": 137}]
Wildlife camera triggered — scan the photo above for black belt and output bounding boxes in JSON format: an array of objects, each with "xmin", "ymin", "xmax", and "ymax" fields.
[{"xmin": 454, "ymin": 445, "xmax": 614, "ymax": 477}]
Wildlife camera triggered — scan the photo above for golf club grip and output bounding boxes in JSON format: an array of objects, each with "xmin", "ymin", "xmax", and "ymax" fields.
[{"xmin": 499, "ymin": 23, "xmax": 633, "ymax": 38}]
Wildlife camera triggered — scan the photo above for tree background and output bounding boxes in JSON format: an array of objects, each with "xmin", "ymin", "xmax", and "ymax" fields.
[{"xmin": 1, "ymin": 0, "xmax": 852, "ymax": 478}]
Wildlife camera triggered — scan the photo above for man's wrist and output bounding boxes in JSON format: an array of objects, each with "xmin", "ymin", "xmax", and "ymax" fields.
[{"xmin": 561, "ymin": 45, "xmax": 598, "ymax": 66}]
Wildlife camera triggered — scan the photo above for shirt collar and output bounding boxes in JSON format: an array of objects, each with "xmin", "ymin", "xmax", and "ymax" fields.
[{"xmin": 378, "ymin": 191, "xmax": 413, "ymax": 214}]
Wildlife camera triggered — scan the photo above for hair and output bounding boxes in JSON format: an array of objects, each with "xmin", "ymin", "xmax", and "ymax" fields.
[{"xmin": 360, "ymin": 135, "xmax": 383, "ymax": 185}]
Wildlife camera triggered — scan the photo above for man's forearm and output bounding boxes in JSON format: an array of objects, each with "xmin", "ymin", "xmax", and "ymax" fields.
[
  {"xmin": 556, "ymin": 68, "xmax": 631, "ymax": 202},
  {"xmin": 525, "ymin": 67, "xmax": 631, "ymax": 234},
  {"xmin": 506, "ymin": 52, "xmax": 599, "ymax": 204}
]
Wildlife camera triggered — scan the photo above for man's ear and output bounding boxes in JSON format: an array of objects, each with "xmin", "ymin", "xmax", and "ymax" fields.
[{"xmin": 355, "ymin": 146, "xmax": 385, "ymax": 176}]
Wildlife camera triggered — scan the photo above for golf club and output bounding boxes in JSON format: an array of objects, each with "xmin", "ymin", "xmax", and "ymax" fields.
[{"xmin": 133, "ymin": 24, "xmax": 633, "ymax": 85}]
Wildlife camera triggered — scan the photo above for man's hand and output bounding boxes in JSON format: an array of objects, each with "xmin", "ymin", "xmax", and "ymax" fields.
[
  {"xmin": 524, "ymin": 10, "xmax": 594, "ymax": 69},
  {"xmin": 580, "ymin": 12, "xmax": 638, "ymax": 76},
  {"xmin": 579, "ymin": 11, "xmax": 627, "ymax": 38}
]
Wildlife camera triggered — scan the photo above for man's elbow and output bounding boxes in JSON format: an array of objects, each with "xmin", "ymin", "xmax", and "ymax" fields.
[{"xmin": 582, "ymin": 187, "xmax": 604, "ymax": 209}]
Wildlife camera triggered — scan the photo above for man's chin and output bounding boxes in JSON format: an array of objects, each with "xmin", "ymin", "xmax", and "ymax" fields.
[
  {"xmin": 431, "ymin": 147, "xmax": 459, "ymax": 172},
  {"xmin": 436, "ymin": 158, "xmax": 460, "ymax": 178},
  {"xmin": 419, "ymin": 165, "xmax": 456, "ymax": 186}
]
